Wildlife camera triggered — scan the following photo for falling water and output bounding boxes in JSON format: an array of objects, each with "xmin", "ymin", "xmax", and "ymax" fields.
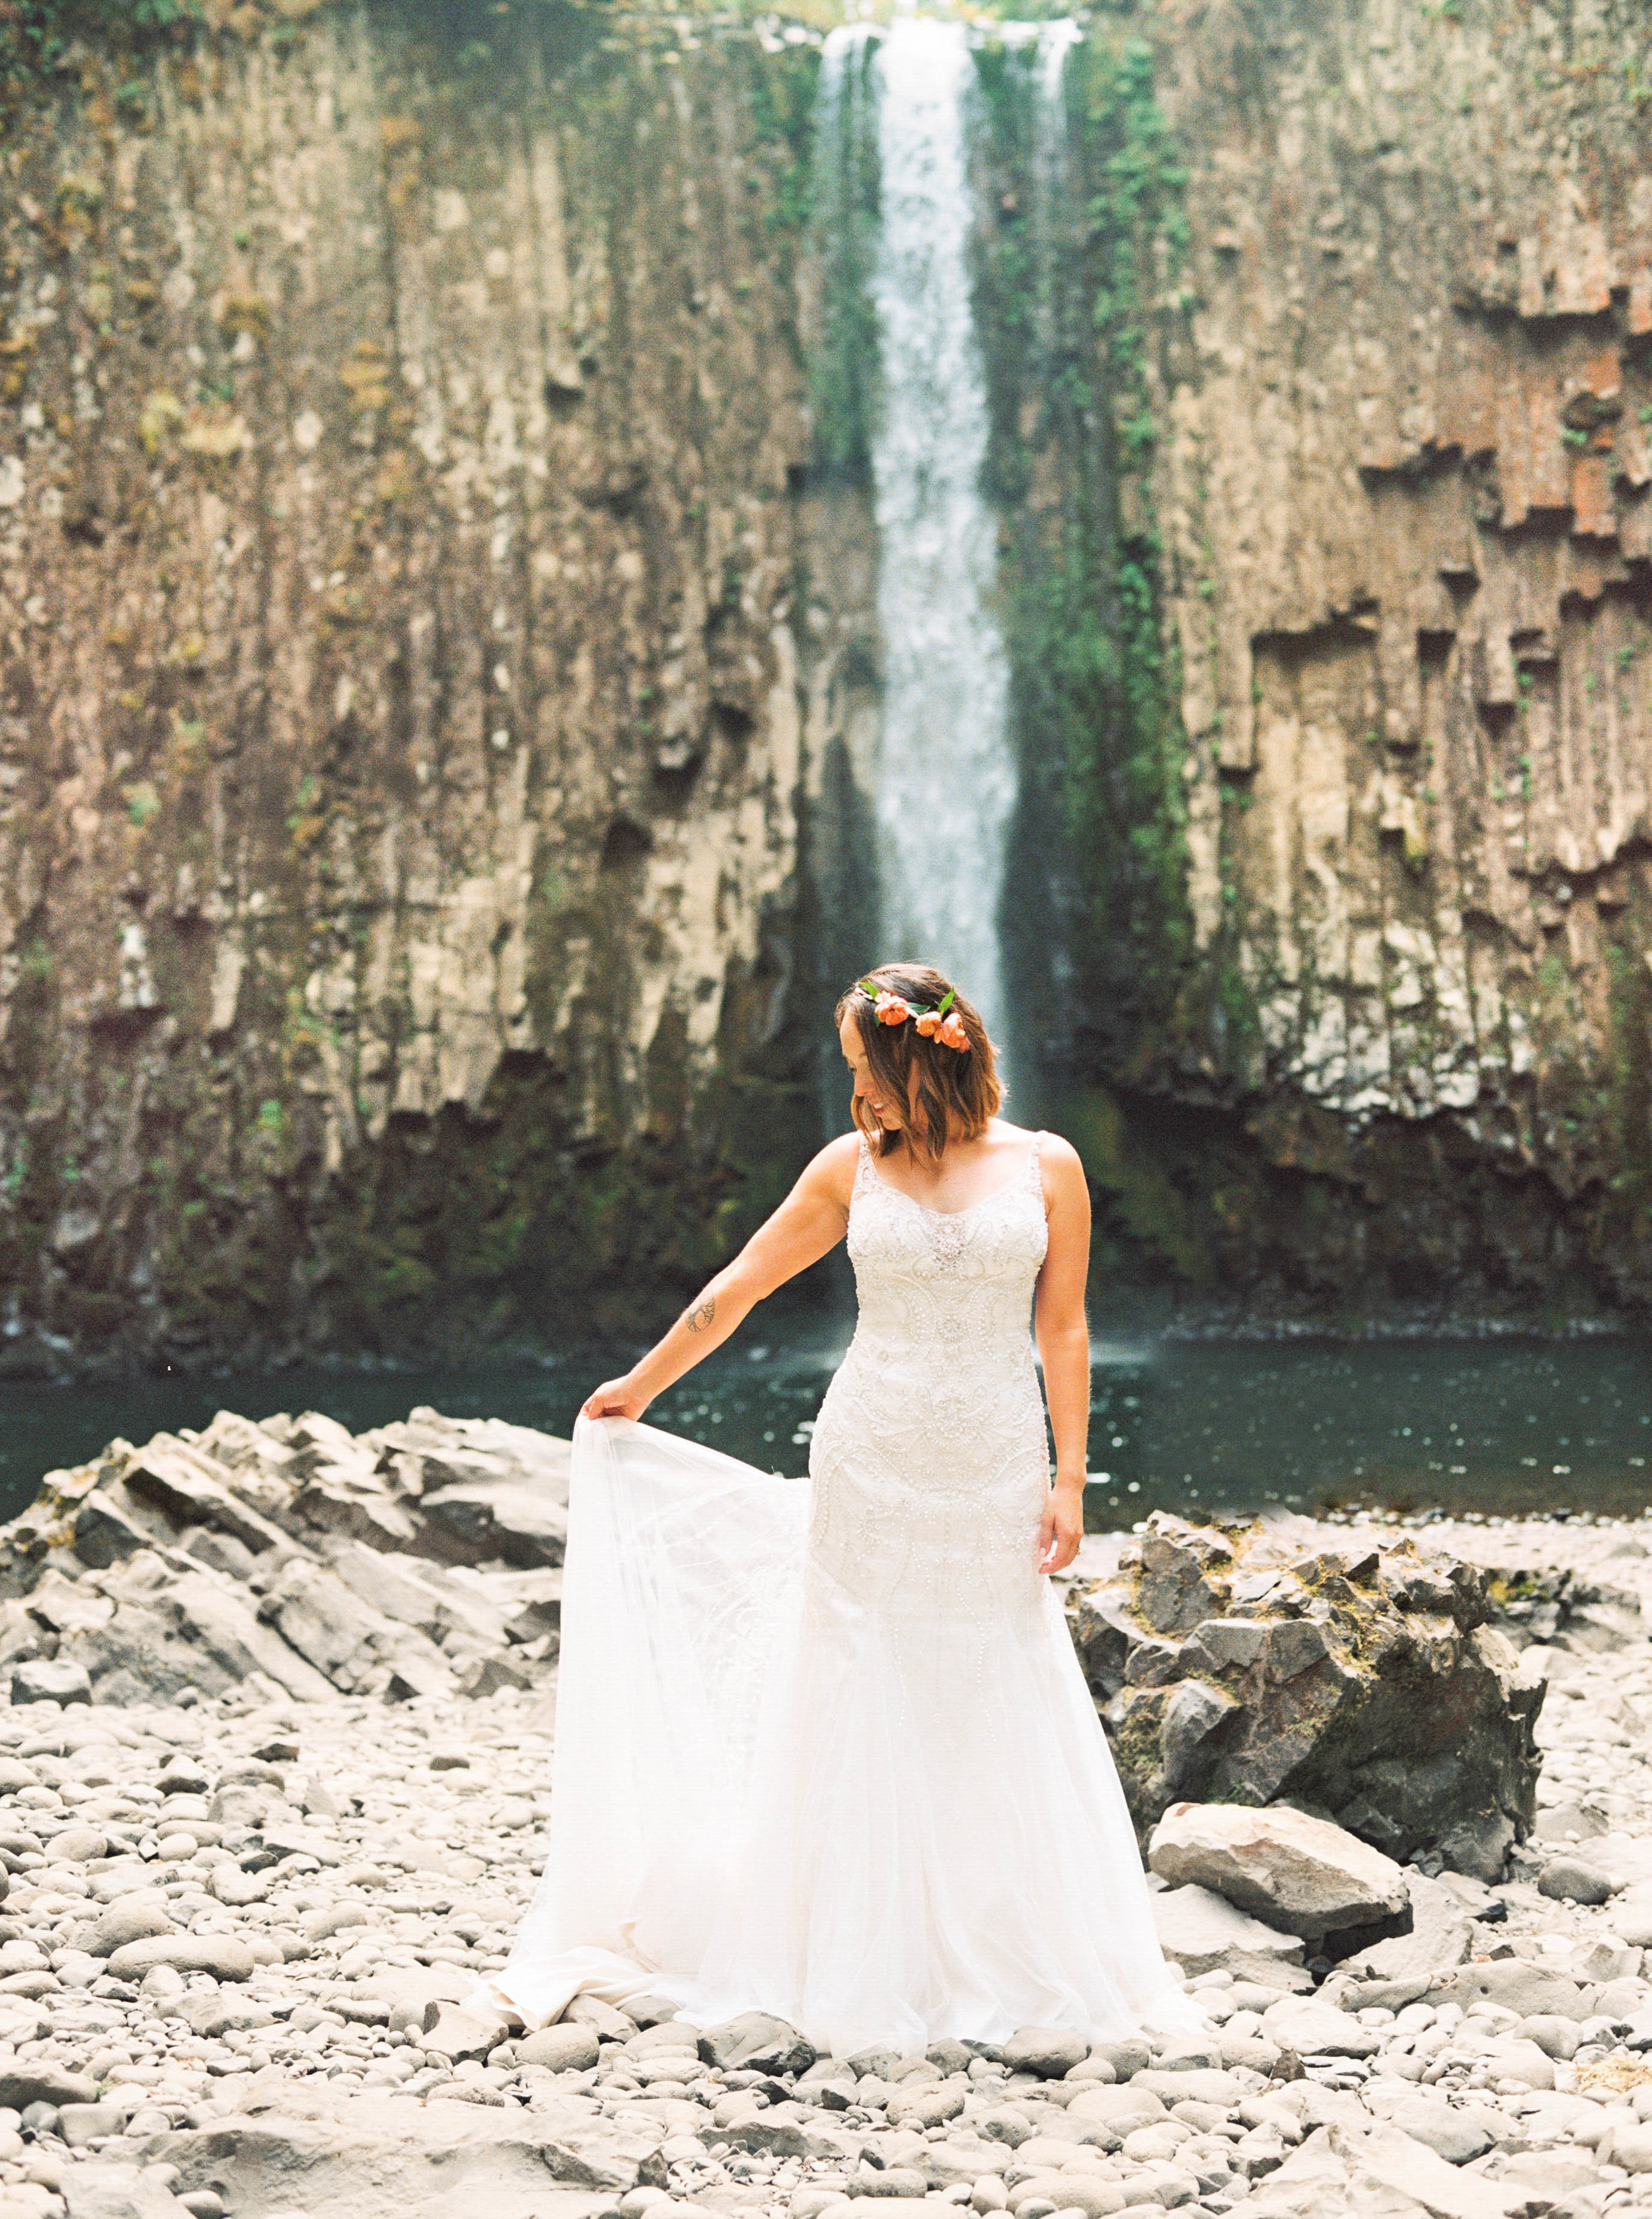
[{"xmin": 864, "ymin": 19, "xmax": 1014, "ymax": 1046}]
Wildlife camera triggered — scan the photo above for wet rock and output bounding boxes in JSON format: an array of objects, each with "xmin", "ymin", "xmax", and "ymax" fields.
[{"xmin": 1067, "ymin": 1513, "xmax": 1544, "ymax": 1871}]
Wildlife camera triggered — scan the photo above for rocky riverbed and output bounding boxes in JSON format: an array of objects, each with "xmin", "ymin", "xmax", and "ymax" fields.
[{"xmin": 1, "ymin": 1417, "xmax": 1651, "ymax": 2216}]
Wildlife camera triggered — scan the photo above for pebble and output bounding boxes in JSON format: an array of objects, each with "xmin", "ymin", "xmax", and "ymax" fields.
[{"xmin": 0, "ymin": 1482, "xmax": 1650, "ymax": 2216}]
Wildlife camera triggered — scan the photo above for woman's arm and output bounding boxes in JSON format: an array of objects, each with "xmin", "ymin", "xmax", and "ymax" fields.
[
  {"xmin": 1033, "ymin": 1134, "xmax": 1093, "ymax": 1573},
  {"xmin": 581, "ymin": 1134, "xmax": 859, "ymax": 1419}
]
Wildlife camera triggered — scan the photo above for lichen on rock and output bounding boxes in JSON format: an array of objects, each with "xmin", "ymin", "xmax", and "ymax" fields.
[{"xmin": 1065, "ymin": 1509, "xmax": 1545, "ymax": 1879}]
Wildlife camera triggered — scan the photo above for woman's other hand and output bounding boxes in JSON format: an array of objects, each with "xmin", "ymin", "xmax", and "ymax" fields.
[
  {"xmin": 1037, "ymin": 1478, "xmax": 1084, "ymax": 1575},
  {"xmin": 581, "ymin": 1375, "xmax": 651, "ymax": 1421}
]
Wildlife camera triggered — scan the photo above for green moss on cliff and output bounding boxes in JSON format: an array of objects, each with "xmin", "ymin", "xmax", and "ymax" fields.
[{"xmin": 973, "ymin": 24, "xmax": 1196, "ymax": 1078}]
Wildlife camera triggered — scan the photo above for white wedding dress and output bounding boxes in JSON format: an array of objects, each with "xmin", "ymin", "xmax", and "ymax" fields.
[{"xmin": 488, "ymin": 1131, "xmax": 1194, "ymax": 2056}]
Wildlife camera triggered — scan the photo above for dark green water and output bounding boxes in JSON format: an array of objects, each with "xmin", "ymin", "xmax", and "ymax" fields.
[{"xmin": 3, "ymin": 1329, "xmax": 1651, "ymax": 1528}]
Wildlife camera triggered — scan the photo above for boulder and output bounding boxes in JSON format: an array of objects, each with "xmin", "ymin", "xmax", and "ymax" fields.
[
  {"xmin": 107, "ymin": 1936, "xmax": 255, "ymax": 1982},
  {"xmin": 1538, "ymin": 1855, "xmax": 1616, "ymax": 1905},
  {"xmin": 1000, "ymin": 2028, "xmax": 1089, "ymax": 2079},
  {"xmin": 0, "ymin": 1409, "xmax": 574, "ymax": 1717},
  {"xmin": 59, "ymin": 2160, "xmax": 191, "ymax": 2218},
  {"xmin": 696, "ymin": 2012, "xmax": 815, "ymax": 2076},
  {"xmin": 1342, "ymin": 1872, "xmax": 1472, "ymax": 1982},
  {"xmin": 1148, "ymin": 1802, "xmax": 1408, "ymax": 1941},
  {"xmin": 1250, "ymin": 2118, "xmax": 1515, "ymax": 2219},
  {"xmin": 1150, "ymin": 1883, "xmax": 1308, "ymax": 1981},
  {"xmin": 12, "ymin": 1657, "xmax": 92, "ymax": 1706},
  {"xmin": 517, "ymin": 2023, "xmax": 600, "ymax": 2072},
  {"xmin": 0, "ymin": 2065, "xmax": 99, "ymax": 2109},
  {"xmin": 1068, "ymin": 1511, "xmax": 1542, "ymax": 1873},
  {"xmin": 1259, "ymin": 1996, "xmax": 1382, "ymax": 2058},
  {"xmin": 137, "ymin": 2088, "xmax": 665, "ymax": 2211},
  {"xmin": 420, "ymin": 1479, "xmax": 569, "ymax": 1569}
]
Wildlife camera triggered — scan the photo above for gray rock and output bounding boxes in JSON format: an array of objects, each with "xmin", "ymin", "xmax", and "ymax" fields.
[
  {"xmin": 174, "ymin": 1992, "xmax": 274, "ymax": 2039},
  {"xmin": 163, "ymin": 1574, "xmax": 336, "ymax": 1704},
  {"xmin": 60, "ymin": 2162, "xmax": 193, "ymax": 2218},
  {"xmin": 1067, "ymin": 1513, "xmax": 1544, "ymax": 1863},
  {"xmin": 1259, "ymin": 1997, "xmax": 1381, "ymax": 2058},
  {"xmin": 58, "ymin": 2102, "xmax": 130, "ymax": 2149},
  {"xmin": 1516, "ymin": 2014, "xmax": 1581, "ymax": 2061},
  {"xmin": 122, "ymin": 1437, "xmax": 291, "ymax": 1555},
  {"xmin": 256, "ymin": 1556, "xmax": 453, "ymax": 1698},
  {"xmin": 1064, "ymin": 2083, "xmax": 1167, "ymax": 2136},
  {"xmin": 1182, "ymin": 1619, "xmax": 1269, "ymax": 1673},
  {"xmin": 73, "ymin": 1491, "xmax": 155, "ymax": 1571},
  {"xmin": 457, "ymin": 1653, "xmax": 535, "ymax": 1699},
  {"xmin": 1343, "ymin": 1873, "xmax": 1472, "ymax": 1982},
  {"xmin": 696, "ymin": 2010, "xmax": 815, "ymax": 2074},
  {"xmin": 1086, "ymin": 2038, "xmax": 1152, "ymax": 2082},
  {"xmin": 107, "ymin": 1935, "xmax": 255, "ymax": 1982},
  {"xmin": 1151, "ymin": 1883, "xmax": 1305, "ymax": 1981},
  {"xmin": 12, "ymin": 1657, "xmax": 92, "ymax": 1706},
  {"xmin": 139, "ymin": 2089, "xmax": 663, "ymax": 2209},
  {"xmin": 1363, "ymin": 2087, "xmax": 1491, "ymax": 2166},
  {"xmin": 517, "ymin": 2023, "xmax": 600, "ymax": 2071},
  {"xmin": 0, "ymin": 2065, "xmax": 99, "ymax": 2109},
  {"xmin": 1148, "ymin": 1802, "xmax": 1408, "ymax": 1939},
  {"xmin": 424, "ymin": 2003, "xmax": 509, "ymax": 2062},
  {"xmin": 1160, "ymin": 1680, "xmax": 1241, "ymax": 1796},
  {"xmin": 1000, "ymin": 2027, "xmax": 1090, "ymax": 2080},
  {"xmin": 850, "ymin": 2167, "xmax": 929, "ymax": 2198},
  {"xmin": 1539, "ymin": 1855, "xmax": 1616, "ymax": 1905},
  {"xmin": 1425, "ymin": 1958, "xmax": 1587, "ymax": 2021},
  {"xmin": 885, "ymin": 2080, "xmax": 965, "ymax": 2129},
  {"xmin": 80, "ymin": 1891, "xmax": 174, "ymax": 1961},
  {"xmin": 420, "ymin": 1478, "xmax": 569, "ymax": 1569}
]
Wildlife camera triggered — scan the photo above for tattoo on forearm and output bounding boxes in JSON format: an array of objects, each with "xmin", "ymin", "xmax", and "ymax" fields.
[{"xmin": 684, "ymin": 1293, "xmax": 716, "ymax": 1334}]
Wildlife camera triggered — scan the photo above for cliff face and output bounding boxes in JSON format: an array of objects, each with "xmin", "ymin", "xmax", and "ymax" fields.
[
  {"xmin": 0, "ymin": 3, "xmax": 827, "ymax": 1365},
  {"xmin": 3, "ymin": 0, "xmax": 1652, "ymax": 1369},
  {"xmin": 1111, "ymin": 0, "xmax": 1652, "ymax": 1313}
]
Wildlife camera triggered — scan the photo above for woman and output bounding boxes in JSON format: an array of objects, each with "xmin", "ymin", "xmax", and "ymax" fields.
[{"xmin": 486, "ymin": 963, "xmax": 1193, "ymax": 2054}]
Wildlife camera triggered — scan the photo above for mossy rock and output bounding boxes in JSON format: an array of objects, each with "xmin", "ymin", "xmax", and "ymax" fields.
[{"xmin": 1065, "ymin": 1510, "xmax": 1546, "ymax": 1883}]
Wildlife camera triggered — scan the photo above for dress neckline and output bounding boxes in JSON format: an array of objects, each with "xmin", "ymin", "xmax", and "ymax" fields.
[{"xmin": 860, "ymin": 1131, "xmax": 1043, "ymax": 1221}]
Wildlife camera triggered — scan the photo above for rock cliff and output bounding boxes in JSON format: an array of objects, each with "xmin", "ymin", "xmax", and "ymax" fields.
[
  {"xmin": 4, "ymin": 0, "xmax": 1652, "ymax": 1365},
  {"xmin": 0, "ymin": 0, "xmax": 827, "ymax": 1365},
  {"xmin": 1041, "ymin": 0, "xmax": 1652, "ymax": 1316}
]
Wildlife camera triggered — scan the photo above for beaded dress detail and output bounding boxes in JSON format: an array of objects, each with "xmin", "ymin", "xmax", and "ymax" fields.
[{"xmin": 488, "ymin": 1131, "xmax": 1194, "ymax": 2055}]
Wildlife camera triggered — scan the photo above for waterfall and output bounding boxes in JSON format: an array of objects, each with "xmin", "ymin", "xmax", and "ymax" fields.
[{"xmin": 864, "ymin": 19, "xmax": 1015, "ymax": 1050}]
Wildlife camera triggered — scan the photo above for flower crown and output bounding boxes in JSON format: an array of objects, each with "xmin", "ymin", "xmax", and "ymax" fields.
[{"xmin": 855, "ymin": 978, "xmax": 970, "ymax": 1053}]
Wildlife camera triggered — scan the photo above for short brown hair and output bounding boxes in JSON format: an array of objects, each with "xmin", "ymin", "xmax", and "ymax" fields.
[{"xmin": 835, "ymin": 962, "xmax": 1002, "ymax": 1159}]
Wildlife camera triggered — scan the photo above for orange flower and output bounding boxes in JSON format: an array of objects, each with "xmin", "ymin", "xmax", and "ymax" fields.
[
  {"xmin": 938, "ymin": 1012, "xmax": 969, "ymax": 1051},
  {"xmin": 915, "ymin": 1009, "xmax": 942, "ymax": 1038},
  {"xmin": 874, "ymin": 993, "xmax": 911, "ymax": 1026}
]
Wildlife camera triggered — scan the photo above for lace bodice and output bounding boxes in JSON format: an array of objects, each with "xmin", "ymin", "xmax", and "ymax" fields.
[{"xmin": 806, "ymin": 1131, "xmax": 1051, "ymax": 1618}]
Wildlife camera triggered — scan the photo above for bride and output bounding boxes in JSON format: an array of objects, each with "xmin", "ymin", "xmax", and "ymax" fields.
[{"xmin": 486, "ymin": 963, "xmax": 1194, "ymax": 2054}]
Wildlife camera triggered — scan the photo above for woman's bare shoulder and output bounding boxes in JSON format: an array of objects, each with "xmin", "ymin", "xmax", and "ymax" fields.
[
  {"xmin": 1035, "ymin": 1129, "xmax": 1086, "ymax": 1176},
  {"xmin": 801, "ymin": 1130, "xmax": 864, "ymax": 1209}
]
